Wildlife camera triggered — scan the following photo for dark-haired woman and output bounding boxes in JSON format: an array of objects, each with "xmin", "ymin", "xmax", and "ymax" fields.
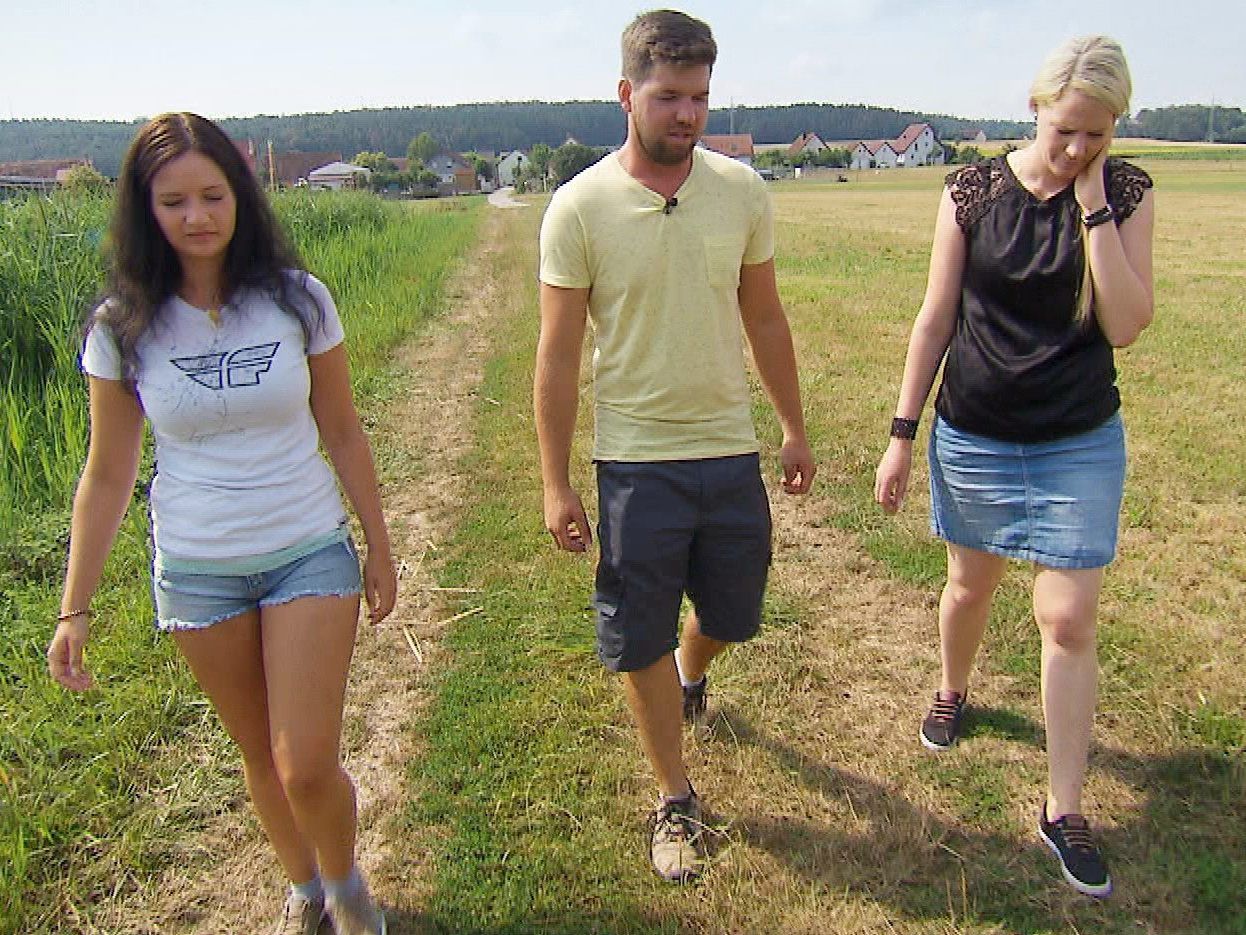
[
  {"xmin": 47, "ymin": 113, "xmax": 394, "ymax": 935},
  {"xmin": 874, "ymin": 37, "xmax": 1154, "ymax": 897}
]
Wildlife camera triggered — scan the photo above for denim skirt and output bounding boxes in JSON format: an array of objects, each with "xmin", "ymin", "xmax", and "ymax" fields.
[{"xmin": 928, "ymin": 413, "xmax": 1126, "ymax": 569}]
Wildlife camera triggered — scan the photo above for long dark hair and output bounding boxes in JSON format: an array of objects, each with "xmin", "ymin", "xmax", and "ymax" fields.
[{"xmin": 98, "ymin": 112, "xmax": 322, "ymax": 377}]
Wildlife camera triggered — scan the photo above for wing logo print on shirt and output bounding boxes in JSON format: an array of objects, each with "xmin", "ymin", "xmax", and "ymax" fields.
[{"xmin": 170, "ymin": 342, "xmax": 281, "ymax": 390}]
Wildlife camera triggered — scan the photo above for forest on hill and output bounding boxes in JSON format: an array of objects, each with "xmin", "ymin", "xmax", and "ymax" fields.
[
  {"xmin": 2, "ymin": 101, "xmax": 1028, "ymax": 177},
  {"xmin": 2, "ymin": 101, "xmax": 1239, "ymax": 179}
]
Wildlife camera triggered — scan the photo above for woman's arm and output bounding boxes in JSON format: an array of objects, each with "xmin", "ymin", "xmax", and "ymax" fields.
[
  {"xmin": 308, "ymin": 344, "xmax": 397, "ymax": 624},
  {"xmin": 1077, "ymin": 150, "xmax": 1155, "ymax": 347},
  {"xmin": 48, "ymin": 376, "xmax": 145, "ymax": 691},
  {"xmin": 874, "ymin": 187, "xmax": 966, "ymax": 514}
]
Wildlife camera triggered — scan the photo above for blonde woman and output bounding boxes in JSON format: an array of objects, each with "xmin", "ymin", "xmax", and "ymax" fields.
[{"xmin": 874, "ymin": 37, "xmax": 1154, "ymax": 896}]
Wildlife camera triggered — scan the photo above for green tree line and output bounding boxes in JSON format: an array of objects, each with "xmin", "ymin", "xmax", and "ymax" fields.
[
  {"xmin": 1, "ymin": 102, "xmax": 1032, "ymax": 178},
  {"xmin": 1121, "ymin": 104, "xmax": 1246, "ymax": 142}
]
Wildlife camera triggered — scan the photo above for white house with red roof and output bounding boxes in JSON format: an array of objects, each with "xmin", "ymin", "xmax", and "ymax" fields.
[
  {"xmin": 850, "ymin": 139, "xmax": 899, "ymax": 170},
  {"xmin": 849, "ymin": 122, "xmax": 943, "ymax": 169},
  {"xmin": 892, "ymin": 122, "xmax": 943, "ymax": 167}
]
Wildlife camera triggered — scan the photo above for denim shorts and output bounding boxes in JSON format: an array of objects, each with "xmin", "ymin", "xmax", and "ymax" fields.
[
  {"xmin": 928, "ymin": 413, "xmax": 1126, "ymax": 569},
  {"xmin": 594, "ymin": 453, "xmax": 772, "ymax": 673},
  {"xmin": 152, "ymin": 538, "xmax": 362, "ymax": 632}
]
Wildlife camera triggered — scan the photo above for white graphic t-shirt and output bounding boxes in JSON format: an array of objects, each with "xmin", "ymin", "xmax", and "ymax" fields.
[{"xmin": 82, "ymin": 272, "xmax": 348, "ymax": 561}]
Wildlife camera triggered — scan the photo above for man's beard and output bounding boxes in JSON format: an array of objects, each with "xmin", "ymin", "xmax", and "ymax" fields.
[{"xmin": 636, "ymin": 124, "xmax": 698, "ymax": 166}]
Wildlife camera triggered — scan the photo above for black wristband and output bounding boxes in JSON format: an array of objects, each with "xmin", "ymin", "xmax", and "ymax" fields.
[
  {"xmin": 1082, "ymin": 204, "xmax": 1114, "ymax": 229},
  {"xmin": 890, "ymin": 417, "xmax": 919, "ymax": 440}
]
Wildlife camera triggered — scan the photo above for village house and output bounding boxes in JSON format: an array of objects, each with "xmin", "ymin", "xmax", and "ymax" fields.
[
  {"xmin": 0, "ymin": 158, "xmax": 94, "ymax": 192},
  {"xmin": 424, "ymin": 152, "xmax": 478, "ymax": 195},
  {"xmin": 270, "ymin": 151, "xmax": 343, "ymax": 188},
  {"xmin": 698, "ymin": 133, "xmax": 754, "ymax": 166},
  {"xmin": 787, "ymin": 131, "xmax": 827, "ymax": 158},
  {"xmin": 850, "ymin": 139, "xmax": 899, "ymax": 170},
  {"xmin": 891, "ymin": 122, "xmax": 943, "ymax": 167},
  {"xmin": 497, "ymin": 150, "xmax": 527, "ymax": 186},
  {"xmin": 849, "ymin": 123, "xmax": 943, "ymax": 169},
  {"xmin": 307, "ymin": 161, "xmax": 370, "ymax": 190}
]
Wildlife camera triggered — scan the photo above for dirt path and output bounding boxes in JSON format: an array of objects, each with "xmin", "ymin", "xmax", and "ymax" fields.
[{"xmin": 93, "ymin": 208, "xmax": 508, "ymax": 935}]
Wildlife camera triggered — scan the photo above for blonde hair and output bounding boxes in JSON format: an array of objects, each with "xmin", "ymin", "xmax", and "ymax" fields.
[{"xmin": 1030, "ymin": 36, "xmax": 1132, "ymax": 324}]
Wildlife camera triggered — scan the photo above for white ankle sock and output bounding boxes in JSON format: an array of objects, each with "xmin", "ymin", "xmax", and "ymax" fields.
[
  {"xmin": 675, "ymin": 655, "xmax": 704, "ymax": 688},
  {"xmin": 291, "ymin": 874, "xmax": 323, "ymax": 903}
]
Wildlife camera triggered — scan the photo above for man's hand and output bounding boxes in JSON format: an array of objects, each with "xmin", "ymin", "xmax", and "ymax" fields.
[
  {"xmin": 544, "ymin": 485, "xmax": 593, "ymax": 552},
  {"xmin": 779, "ymin": 436, "xmax": 816, "ymax": 495}
]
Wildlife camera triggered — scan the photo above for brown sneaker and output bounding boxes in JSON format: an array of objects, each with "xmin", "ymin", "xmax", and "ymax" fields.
[
  {"xmin": 272, "ymin": 891, "xmax": 326, "ymax": 935},
  {"xmin": 920, "ymin": 689, "xmax": 966, "ymax": 751},
  {"xmin": 648, "ymin": 788, "xmax": 707, "ymax": 883}
]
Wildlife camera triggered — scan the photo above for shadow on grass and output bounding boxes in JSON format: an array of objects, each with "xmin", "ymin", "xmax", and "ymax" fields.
[
  {"xmin": 380, "ymin": 906, "xmax": 680, "ymax": 935},
  {"xmin": 721, "ymin": 707, "xmax": 1246, "ymax": 935}
]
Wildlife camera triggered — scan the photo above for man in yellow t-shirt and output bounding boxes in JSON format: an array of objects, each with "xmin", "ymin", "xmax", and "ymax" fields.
[{"xmin": 535, "ymin": 9, "xmax": 816, "ymax": 884}]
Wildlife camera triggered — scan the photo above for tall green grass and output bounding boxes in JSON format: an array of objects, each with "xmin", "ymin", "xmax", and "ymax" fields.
[{"xmin": 0, "ymin": 188, "xmax": 480, "ymax": 934}]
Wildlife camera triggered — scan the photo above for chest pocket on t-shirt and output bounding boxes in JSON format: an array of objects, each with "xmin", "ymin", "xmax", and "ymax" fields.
[{"xmin": 703, "ymin": 239, "xmax": 740, "ymax": 289}]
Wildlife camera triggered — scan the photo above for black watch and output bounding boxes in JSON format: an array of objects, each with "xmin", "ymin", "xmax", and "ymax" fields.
[
  {"xmin": 1082, "ymin": 204, "xmax": 1114, "ymax": 229},
  {"xmin": 890, "ymin": 417, "xmax": 919, "ymax": 440}
]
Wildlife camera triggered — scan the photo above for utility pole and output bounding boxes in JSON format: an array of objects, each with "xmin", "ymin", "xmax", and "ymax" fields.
[
  {"xmin": 267, "ymin": 139, "xmax": 277, "ymax": 192},
  {"xmin": 1207, "ymin": 99, "xmax": 1216, "ymax": 143}
]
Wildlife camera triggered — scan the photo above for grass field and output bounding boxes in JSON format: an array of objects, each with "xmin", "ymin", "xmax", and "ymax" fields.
[
  {"xmin": 0, "ymin": 190, "xmax": 481, "ymax": 934},
  {"xmin": 4, "ymin": 151, "xmax": 1243, "ymax": 933},
  {"xmin": 974, "ymin": 138, "xmax": 1246, "ymax": 161},
  {"xmin": 401, "ymin": 157, "xmax": 1245, "ymax": 933}
]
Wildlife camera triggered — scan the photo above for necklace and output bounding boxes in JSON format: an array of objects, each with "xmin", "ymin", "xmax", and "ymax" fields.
[{"xmin": 205, "ymin": 307, "xmax": 222, "ymax": 326}]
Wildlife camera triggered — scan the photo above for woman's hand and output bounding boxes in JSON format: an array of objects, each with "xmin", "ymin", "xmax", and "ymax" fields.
[
  {"xmin": 47, "ymin": 616, "xmax": 94, "ymax": 691},
  {"xmin": 874, "ymin": 439, "xmax": 915, "ymax": 515},
  {"xmin": 363, "ymin": 547, "xmax": 398, "ymax": 625},
  {"xmin": 1074, "ymin": 140, "xmax": 1112, "ymax": 214}
]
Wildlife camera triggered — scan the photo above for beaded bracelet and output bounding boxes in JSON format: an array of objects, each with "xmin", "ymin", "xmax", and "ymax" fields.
[{"xmin": 56, "ymin": 609, "xmax": 92, "ymax": 622}]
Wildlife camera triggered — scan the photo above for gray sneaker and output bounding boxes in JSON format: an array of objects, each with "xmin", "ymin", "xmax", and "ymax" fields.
[
  {"xmin": 325, "ymin": 880, "xmax": 386, "ymax": 935},
  {"xmin": 273, "ymin": 891, "xmax": 326, "ymax": 935},
  {"xmin": 648, "ymin": 788, "xmax": 707, "ymax": 883}
]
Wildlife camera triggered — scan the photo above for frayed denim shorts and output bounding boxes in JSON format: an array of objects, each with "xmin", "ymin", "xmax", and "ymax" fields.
[
  {"xmin": 928, "ymin": 412, "xmax": 1126, "ymax": 569},
  {"xmin": 152, "ymin": 537, "xmax": 362, "ymax": 632}
]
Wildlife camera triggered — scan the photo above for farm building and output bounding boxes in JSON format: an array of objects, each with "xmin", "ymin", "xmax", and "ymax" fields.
[
  {"xmin": 307, "ymin": 161, "xmax": 370, "ymax": 190},
  {"xmin": 699, "ymin": 134, "xmax": 755, "ymax": 165}
]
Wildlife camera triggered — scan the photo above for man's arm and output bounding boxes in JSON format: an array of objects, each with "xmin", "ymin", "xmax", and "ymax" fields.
[
  {"xmin": 535, "ymin": 282, "xmax": 594, "ymax": 550},
  {"xmin": 738, "ymin": 259, "xmax": 815, "ymax": 494}
]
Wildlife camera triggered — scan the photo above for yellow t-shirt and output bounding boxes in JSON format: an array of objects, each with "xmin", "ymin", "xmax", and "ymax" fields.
[{"xmin": 539, "ymin": 148, "xmax": 774, "ymax": 461}]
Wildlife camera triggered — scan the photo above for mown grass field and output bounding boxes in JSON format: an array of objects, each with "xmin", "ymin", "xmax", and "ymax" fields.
[
  {"xmin": 0, "ymin": 190, "xmax": 481, "ymax": 934},
  {"xmin": 400, "ymin": 156, "xmax": 1246, "ymax": 933}
]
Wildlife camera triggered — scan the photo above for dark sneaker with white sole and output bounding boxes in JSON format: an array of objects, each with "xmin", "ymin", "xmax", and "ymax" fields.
[
  {"xmin": 1039, "ymin": 803, "xmax": 1112, "ymax": 897},
  {"xmin": 920, "ymin": 689, "xmax": 966, "ymax": 750}
]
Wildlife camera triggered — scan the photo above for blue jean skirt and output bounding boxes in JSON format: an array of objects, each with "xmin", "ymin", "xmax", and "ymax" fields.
[{"xmin": 928, "ymin": 413, "xmax": 1126, "ymax": 569}]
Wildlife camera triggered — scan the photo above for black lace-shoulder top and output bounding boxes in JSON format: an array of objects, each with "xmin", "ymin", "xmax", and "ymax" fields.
[{"xmin": 933, "ymin": 155, "xmax": 1153, "ymax": 442}]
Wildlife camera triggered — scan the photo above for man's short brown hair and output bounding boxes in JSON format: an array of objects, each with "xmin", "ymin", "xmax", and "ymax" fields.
[{"xmin": 621, "ymin": 10, "xmax": 717, "ymax": 85}]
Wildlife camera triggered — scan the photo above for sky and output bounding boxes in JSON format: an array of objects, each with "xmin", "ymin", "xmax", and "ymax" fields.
[{"xmin": 4, "ymin": 0, "xmax": 1243, "ymax": 125}]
